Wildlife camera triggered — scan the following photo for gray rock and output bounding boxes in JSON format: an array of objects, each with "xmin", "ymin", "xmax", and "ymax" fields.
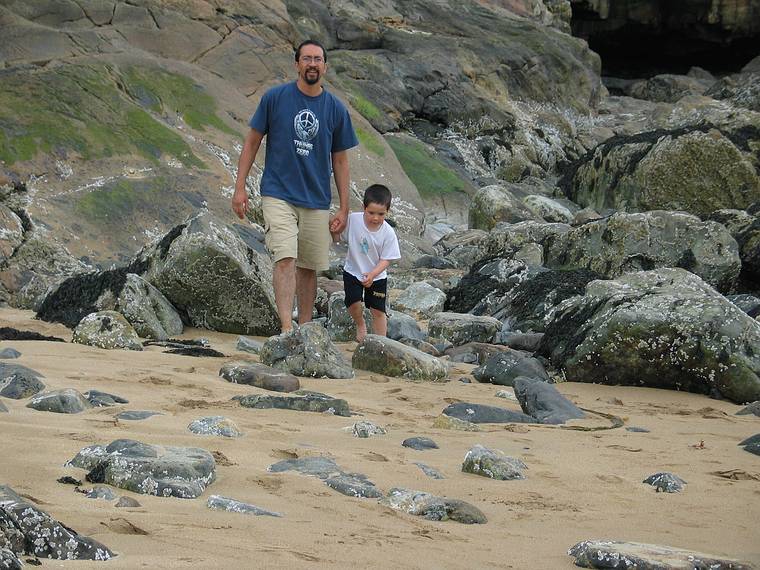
[
  {"xmin": 539, "ymin": 268, "xmax": 760, "ymax": 404},
  {"xmin": 414, "ymin": 463, "xmax": 445, "ymax": 479},
  {"xmin": 443, "ymin": 402, "xmax": 534, "ymax": 424},
  {"xmin": 207, "ymin": 495, "xmax": 282, "ymax": 517},
  {"xmin": 469, "ymin": 184, "xmax": 540, "ymax": 230},
  {"xmin": 462, "ymin": 444, "xmax": 527, "ymax": 480},
  {"xmin": 394, "ymin": 282, "xmax": 447, "ymax": 319},
  {"xmin": 268, "ymin": 457, "xmax": 342, "ymax": 479},
  {"xmin": 626, "ymin": 427, "xmax": 651, "ymax": 433},
  {"xmin": 86, "ymin": 486, "xmax": 117, "ymax": 500},
  {"xmin": 736, "ymin": 401, "xmax": 760, "ymax": 417},
  {"xmin": 352, "ymin": 335, "xmax": 449, "ymax": 382},
  {"xmin": 117, "ymin": 410, "xmax": 162, "ymax": 421},
  {"xmin": 66, "ymin": 444, "xmax": 110, "ymax": 471},
  {"xmin": 0, "ymin": 549, "xmax": 21, "ymax": 569},
  {"xmin": 513, "ymin": 377, "xmax": 585, "ymax": 424},
  {"xmin": 115, "ymin": 273, "xmax": 183, "ymax": 340},
  {"xmin": 219, "ymin": 360, "xmax": 300, "ymax": 393},
  {"xmin": 473, "ymin": 351, "xmax": 550, "ymax": 386},
  {"xmin": 0, "ymin": 401, "xmax": 7, "ymax": 413},
  {"xmin": 402, "ymin": 437, "xmax": 439, "ymax": 451},
  {"xmin": 444, "ymin": 342, "xmax": 505, "ymax": 366},
  {"xmin": 325, "ymin": 291, "xmax": 373, "ymax": 342},
  {"xmin": 0, "ymin": 484, "xmax": 114, "ymax": 560},
  {"xmin": 568, "ymin": 540, "xmax": 753, "ymax": 569},
  {"xmin": 412, "ymin": 255, "xmax": 457, "ymax": 270},
  {"xmin": 73, "ymin": 311, "xmax": 143, "ymax": 350},
  {"xmin": 381, "ymin": 488, "xmax": 486, "ymax": 524},
  {"xmin": 84, "ymin": 390, "xmax": 129, "ymax": 407},
  {"xmin": 115, "ymin": 496, "xmax": 141, "ymax": 508},
  {"xmin": 0, "ymin": 348, "xmax": 20, "ymax": 359},
  {"xmin": 742, "ymin": 442, "xmax": 760, "ymax": 456},
  {"xmin": 325, "ymin": 474, "xmax": 383, "ymax": 498},
  {"xmin": 387, "ymin": 312, "xmax": 426, "ymax": 342},
  {"xmin": 0, "ymin": 370, "xmax": 45, "ymax": 399},
  {"xmin": 260, "ymin": 322, "xmax": 353, "ymax": 379},
  {"xmin": 188, "ymin": 416, "xmax": 242, "ymax": 438},
  {"xmin": 351, "ymin": 421, "xmax": 387, "ymax": 438},
  {"xmin": 523, "ymin": 194, "xmax": 573, "ymax": 223},
  {"xmin": 428, "ymin": 312, "xmax": 502, "ymax": 347},
  {"xmin": 26, "ymin": 389, "xmax": 92, "ymax": 414},
  {"xmin": 628, "ymin": 73, "xmax": 709, "ymax": 103},
  {"xmin": 72, "ymin": 439, "xmax": 216, "ymax": 499},
  {"xmin": 739, "ymin": 434, "xmax": 760, "ymax": 447},
  {"xmin": 493, "ymin": 332, "xmax": 544, "ymax": 352},
  {"xmin": 495, "ymin": 389, "xmax": 518, "ymax": 402},
  {"xmin": 236, "ymin": 336, "xmax": 264, "ymax": 354},
  {"xmin": 727, "ymin": 294, "xmax": 760, "ymax": 318},
  {"xmin": 643, "ymin": 472, "xmax": 686, "ymax": 493},
  {"xmin": 238, "ymin": 390, "xmax": 350, "ymax": 417},
  {"xmin": 398, "ymin": 337, "xmax": 441, "ymax": 356},
  {"xmin": 434, "ymin": 229, "xmax": 488, "ymax": 269}
]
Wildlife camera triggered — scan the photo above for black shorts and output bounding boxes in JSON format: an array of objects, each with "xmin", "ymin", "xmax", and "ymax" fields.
[{"xmin": 343, "ymin": 270, "xmax": 388, "ymax": 313}]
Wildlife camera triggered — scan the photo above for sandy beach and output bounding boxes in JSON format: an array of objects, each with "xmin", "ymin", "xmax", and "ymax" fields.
[{"xmin": 1, "ymin": 307, "xmax": 759, "ymax": 569}]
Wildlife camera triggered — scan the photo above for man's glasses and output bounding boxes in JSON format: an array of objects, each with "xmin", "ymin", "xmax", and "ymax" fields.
[{"xmin": 300, "ymin": 56, "xmax": 324, "ymax": 64}]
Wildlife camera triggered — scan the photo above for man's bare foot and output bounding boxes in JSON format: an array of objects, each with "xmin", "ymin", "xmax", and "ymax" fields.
[{"xmin": 356, "ymin": 323, "xmax": 367, "ymax": 343}]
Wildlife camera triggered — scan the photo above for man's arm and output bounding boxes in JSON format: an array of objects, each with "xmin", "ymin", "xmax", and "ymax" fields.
[
  {"xmin": 329, "ymin": 149, "xmax": 350, "ymax": 233},
  {"xmin": 232, "ymin": 128, "xmax": 264, "ymax": 219}
]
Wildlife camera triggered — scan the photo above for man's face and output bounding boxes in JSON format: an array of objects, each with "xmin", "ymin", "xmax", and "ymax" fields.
[{"xmin": 296, "ymin": 45, "xmax": 326, "ymax": 86}]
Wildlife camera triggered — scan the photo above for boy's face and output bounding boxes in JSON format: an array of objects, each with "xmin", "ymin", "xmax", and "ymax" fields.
[{"xmin": 363, "ymin": 202, "xmax": 388, "ymax": 230}]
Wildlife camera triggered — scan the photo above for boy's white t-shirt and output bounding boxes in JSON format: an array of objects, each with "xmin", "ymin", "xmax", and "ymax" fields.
[{"xmin": 342, "ymin": 211, "xmax": 401, "ymax": 281}]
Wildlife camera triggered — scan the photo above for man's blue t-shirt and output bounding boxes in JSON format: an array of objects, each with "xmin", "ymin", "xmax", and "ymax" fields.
[{"xmin": 250, "ymin": 82, "xmax": 358, "ymax": 210}]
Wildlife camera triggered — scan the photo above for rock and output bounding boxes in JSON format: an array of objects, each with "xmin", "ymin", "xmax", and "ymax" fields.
[
  {"xmin": 115, "ymin": 496, "xmax": 141, "ymax": 508},
  {"xmin": 626, "ymin": 427, "xmax": 651, "ymax": 433},
  {"xmin": 325, "ymin": 291, "xmax": 373, "ymax": 342},
  {"xmin": 443, "ymin": 402, "xmax": 534, "ymax": 424},
  {"xmin": 743, "ymin": 442, "xmax": 760, "ymax": 456},
  {"xmin": 86, "ymin": 486, "xmax": 117, "ymax": 500},
  {"xmin": 0, "ymin": 369, "xmax": 45, "ymax": 399},
  {"xmin": 468, "ymin": 184, "xmax": 540, "ymax": 230},
  {"xmin": 381, "ymin": 488, "xmax": 486, "ymax": 524},
  {"xmin": 539, "ymin": 268, "xmax": 760, "ymax": 404},
  {"xmin": 707, "ymin": 71, "xmax": 760, "ymax": 112},
  {"xmin": 260, "ymin": 323, "xmax": 354, "ymax": 379},
  {"xmin": 432, "ymin": 414, "xmax": 480, "ymax": 431},
  {"xmin": 268, "ymin": 457, "xmax": 342, "ymax": 479},
  {"xmin": 219, "ymin": 361, "xmax": 300, "ymax": 393},
  {"xmin": 737, "ymin": 401, "xmax": 760, "ymax": 416},
  {"xmin": 236, "ymin": 336, "xmax": 264, "ymax": 354},
  {"xmin": 727, "ymin": 294, "xmax": 760, "ymax": 318},
  {"xmin": 0, "ymin": 484, "xmax": 114, "ymax": 560},
  {"xmin": 0, "ymin": 401, "xmax": 7, "ymax": 413},
  {"xmin": 393, "ymin": 282, "xmax": 446, "ymax": 320},
  {"xmin": 462, "ymin": 444, "xmax": 527, "ymax": 480},
  {"xmin": 643, "ymin": 472, "xmax": 687, "ymax": 493},
  {"xmin": 568, "ymin": 540, "xmax": 753, "ymax": 570},
  {"xmin": 26, "ymin": 389, "xmax": 91, "ymax": 414},
  {"xmin": 0, "ymin": 348, "xmax": 20, "ymax": 359},
  {"xmin": 114, "ymin": 273, "xmax": 183, "ymax": 340},
  {"xmin": 444, "ymin": 342, "xmax": 505, "ymax": 365},
  {"xmin": 350, "ymin": 421, "xmax": 387, "ymax": 438},
  {"xmin": 523, "ymin": 195, "xmax": 573, "ymax": 223},
  {"xmin": 0, "ymin": 549, "xmax": 21, "ymax": 569},
  {"xmin": 70, "ymin": 439, "xmax": 215, "ymax": 499},
  {"xmin": 398, "ymin": 337, "xmax": 441, "ymax": 356},
  {"xmin": 352, "ymin": 335, "xmax": 449, "ymax": 382},
  {"xmin": 72, "ymin": 311, "xmax": 143, "ymax": 350},
  {"xmin": 428, "ymin": 313, "xmax": 502, "ymax": 346},
  {"xmin": 493, "ymin": 332, "xmax": 544, "ymax": 352},
  {"xmin": 513, "ymin": 377, "xmax": 585, "ymax": 425},
  {"xmin": 495, "ymin": 389, "xmax": 518, "ymax": 402},
  {"xmin": 188, "ymin": 416, "xmax": 242, "ymax": 438},
  {"xmin": 434, "ymin": 229, "xmax": 488, "ymax": 269},
  {"xmin": 238, "ymin": 390, "xmax": 350, "ymax": 417},
  {"xmin": 387, "ymin": 312, "xmax": 426, "ymax": 342},
  {"xmin": 402, "ymin": 437, "xmax": 439, "ymax": 451},
  {"xmin": 116, "ymin": 411, "xmax": 162, "ymax": 421},
  {"xmin": 412, "ymin": 255, "xmax": 457, "ymax": 270},
  {"xmin": 739, "ymin": 434, "xmax": 760, "ymax": 447},
  {"xmin": 710, "ymin": 209, "xmax": 760, "ymax": 283},
  {"xmin": 84, "ymin": 390, "xmax": 129, "ymax": 407},
  {"xmin": 473, "ymin": 351, "xmax": 550, "ymax": 386},
  {"xmin": 628, "ymin": 73, "xmax": 709, "ymax": 103},
  {"xmin": 414, "ymin": 463, "xmax": 445, "ymax": 479},
  {"xmin": 207, "ymin": 495, "xmax": 281, "ymax": 517},
  {"xmin": 325, "ymin": 474, "xmax": 383, "ymax": 498}
]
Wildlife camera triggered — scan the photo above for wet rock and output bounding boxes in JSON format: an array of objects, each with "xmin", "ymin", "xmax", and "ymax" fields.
[
  {"xmin": 513, "ymin": 377, "xmax": 585, "ymax": 424},
  {"xmin": 353, "ymin": 335, "xmax": 449, "ymax": 382},
  {"xmin": 219, "ymin": 361, "xmax": 300, "ymax": 393},
  {"xmin": 726, "ymin": 294, "xmax": 760, "ymax": 318},
  {"xmin": 70, "ymin": 439, "xmax": 216, "ymax": 499},
  {"xmin": 325, "ymin": 291, "xmax": 373, "ymax": 342},
  {"xmin": 736, "ymin": 401, "xmax": 760, "ymax": 417},
  {"xmin": 26, "ymin": 389, "xmax": 91, "ymax": 414},
  {"xmin": 238, "ymin": 390, "xmax": 350, "ymax": 417},
  {"xmin": 0, "ymin": 348, "xmax": 20, "ymax": 359},
  {"xmin": 115, "ymin": 273, "xmax": 183, "ymax": 340},
  {"xmin": 188, "ymin": 416, "xmax": 242, "ymax": 438},
  {"xmin": 568, "ymin": 540, "xmax": 753, "ymax": 569},
  {"xmin": 163, "ymin": 346, "xmax": 225, "ymax": 357},
  {"xmin": 444, "ymin": 342, "xmax": 505, "ymax": 365},
  {"xmin": 428, "ymin": 313, "xmax": 502, "ymax": 346},
  {"xmin": 398, "ymin": 337, "xmax": 441, "ymax": 356},
  {"xmin": 115, "ymin": 496, "xmax": 141, "ymax": 508},
  {"xmin": 643, "ymin": 472, "xmax": 686, "ymax": 493},
  {"xmin": 268, "ymin": 457, "xmax": 342, "ymax": 479},
  {"xmin": 236, "ymin": 336, "xmax": 263, "ymax": 354},
  {"xmin": 0, "ymin": 549, "xmax": 21, "ymax": 569},
  {"xmin": 394, "ymin": 282, "xmax": 446, "ymax": 320},
  {"xmin": 86, "ymin": 486, "xmax": 117, "ymax": 500},
  {"xmin": 207, "ymin": 495, "xmax": 281, "ymax": 517},
  {"xmin": 116, "ymin": 410, "xmax": 162, "ymax": 421},
  {"xmin": 0, "ymin": 484, "xmax": 114, "ymax": 560},
  {"xmin": 57, "ymin": 476, "xmax": 82, "ymax": 486},
  {"xmin": 381, "ymin": 488, "xmax": 486, "ymax": 524},
  {"xmin": 493, "ymin": 332, "xmax": 544, "ymax": 352},
  {"xmin": 414, "ymin": 463, "xmax": 445, "ymax": 479},
  {"xmin": 739, "ymin": 434, "xmax": 760, "ymax": 447},
  {"xmin": 260, "ymin": 322, "xmax": 353, "ymax": 379},
  {"xmin": 462, "ymin": 444, "xmax": 527, "ymax": 480},
  {"xmin": 73, "ymin": 311, "xmax": 142, "ymax": 351},
  {"xmin": 387, "ymin": 312, "xmax": 426, "ymax": 342},
  {"xmin": 402, "ymin": 437, "xmax": 439, "ymax": 451},
  {"xmin": 350, "ymin": 421, "xmax": 386, "ymax": 438},
  {"xmin": 443, "ymin": 402, "xmax": 534, "ymax": 424},
  {"xmin": 325, "ymin": 474, "xmax": 383, "ymax": 498},
  {"xmin": 473, "ymin": 350, "xmax": 550, "ymax": 386},
  {"xmin": 0, "ymin": 369, "xmax": 45, "ymax": 399},
  {"xmin": 84, "ymin": 390, "xmax": 129, "ymax": 407}
]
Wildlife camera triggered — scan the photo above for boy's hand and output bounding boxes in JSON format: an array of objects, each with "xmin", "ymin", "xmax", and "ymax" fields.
[{"xmin": 361, "ymin": 273, "xmax": 374, "ymax": 288}]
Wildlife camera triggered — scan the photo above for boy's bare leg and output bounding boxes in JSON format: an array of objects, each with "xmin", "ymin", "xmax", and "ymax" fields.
[
  {"xmin": 370, "ymin": 308, "xmax": 387, "ymax": 337},
  {"xmin": 348, "ymin": 301, "xmax": 367, "ymax": 342},
  {"xmin": 273, "ymin": 258, "xmax": 296, "ymax": 333},
  {"xmin": 296, "ymin": 266, "xmax": 317, "ymax": 325}
]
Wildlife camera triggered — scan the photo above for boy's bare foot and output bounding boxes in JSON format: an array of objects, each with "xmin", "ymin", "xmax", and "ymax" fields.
[{"xmin": 356, "ymin": 324, "xmax": 367, "ymax": 343}]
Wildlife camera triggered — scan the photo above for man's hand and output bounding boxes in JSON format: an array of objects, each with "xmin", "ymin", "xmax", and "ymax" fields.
[
  {"xmin": 231, "ymin": 188, "xmax": 249, "ymax": 220},
  {"xmin": 329, "ymin": 207, "xmax": 348, "ymax": 235}
]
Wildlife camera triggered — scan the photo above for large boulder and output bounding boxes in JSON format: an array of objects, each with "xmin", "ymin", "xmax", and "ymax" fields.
[
  {"xmin": 352, "ymin": 335, "xmax": 449, "ymax": 382},
  {"xmin": 709, "ymin": 208, "xmax": 760, "ymax": 283},
  {"xmin": 539, "ymin": 268, "xmax": 760, "ymax": 404},
  {"xmin": 428, "ymin": 312, "xmax": 502, "ymax": 346},
  {"xmin": 393, "ymin": 282, "xmax": 446, "ymax": 320},
  {"xmin": 72, "ymin": 311, "xmax": 143, "ymax": 350},
  {"xmin": 115, "ymin": 273, "xmax": 183, "ymax": 340},
  {"xmin": 26, "ymin": 389, "xmax": 92, "ymax": 414},
  {"xmin": 472, "ymin": 350, "xmax": 550, "ymax": 385},
  {"xmin": 513, "ymin": 376, "xmax": 585, "ymax": 424},
  {"xmin": 468, "ymin": 184, "xmax": 539, "ymax": 230}
]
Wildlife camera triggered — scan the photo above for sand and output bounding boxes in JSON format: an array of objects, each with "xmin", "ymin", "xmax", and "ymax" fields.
[{"xmin": 1, "ymin": 307, "xmax": 759, "ymax": 569}]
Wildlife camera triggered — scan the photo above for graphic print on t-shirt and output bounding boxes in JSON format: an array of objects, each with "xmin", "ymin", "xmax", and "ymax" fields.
[
  {"xmin": 360, "ymin": 236, "xmax": 369, "ymax": 255},
  {"xmin": 294, "ymin": 109, "xmax": 319, "ymax": 157}
]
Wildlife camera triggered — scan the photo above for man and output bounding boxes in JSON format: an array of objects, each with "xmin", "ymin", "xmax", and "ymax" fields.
[{"xmin": 232, "ymin": 39, "xmax": 358, "ymax": 333}]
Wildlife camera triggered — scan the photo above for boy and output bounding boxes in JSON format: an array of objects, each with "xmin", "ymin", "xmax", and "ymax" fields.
[{"xmin": 333, "ymin": 184, "xmax": 401, "ymax": 342}]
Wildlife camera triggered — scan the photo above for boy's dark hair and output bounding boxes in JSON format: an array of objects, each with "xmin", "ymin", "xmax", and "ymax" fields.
[
  {"xmin": 363, "ymin": 184, "xmax": 392, "ymax": 209},
  {"xmin": 295, "ymin": 39, "xmax": 327, "ymax": 63}
]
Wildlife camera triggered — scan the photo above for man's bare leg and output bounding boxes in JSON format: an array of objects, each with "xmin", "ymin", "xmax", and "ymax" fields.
[
  {"xmin": 273, "ymin": 257, "xmax": 296, "ymax": 333},
  {"xmin": 370, "ymin": 308, "xmax": 387, "ymax": 337},
  {"xmin": 348, "ymin": 301, "xmax": 367, "ymax": 342},
  {"xmin": 296, "ymin": 266, "xmax": 317, "ymax": 325}
]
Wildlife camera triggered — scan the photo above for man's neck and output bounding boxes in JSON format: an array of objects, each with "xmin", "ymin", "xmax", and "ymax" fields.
[{"xmin": 296, "ymin": 78, "xmax": 323, "ymax": 97}]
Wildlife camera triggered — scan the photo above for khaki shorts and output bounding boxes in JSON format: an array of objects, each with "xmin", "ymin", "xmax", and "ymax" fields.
[{"xmin": 261, "ymin": 196, "xmax": 330, "ymax": 270}]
